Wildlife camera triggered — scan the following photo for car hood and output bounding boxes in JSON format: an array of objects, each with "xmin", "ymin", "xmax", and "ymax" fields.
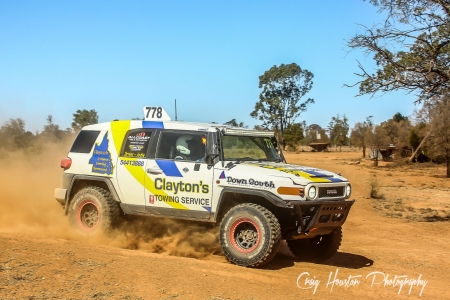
[{"xmin": 221, "ymin": 161, "xmax": 348, "ymax": 185}]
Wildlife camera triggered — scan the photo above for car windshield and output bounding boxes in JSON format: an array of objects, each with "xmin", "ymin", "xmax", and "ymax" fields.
[{"xmin": 222, "ymin": 135, "xmax": 282, "ymax": 162}]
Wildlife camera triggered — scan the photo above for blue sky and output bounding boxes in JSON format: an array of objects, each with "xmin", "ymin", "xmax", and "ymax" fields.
[{"xmin": 0, "ymin": 1, "xmax": 418, "ymax": 133}]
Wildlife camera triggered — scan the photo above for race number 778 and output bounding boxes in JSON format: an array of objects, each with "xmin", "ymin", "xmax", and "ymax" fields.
[{"xmin": 145, "ymin": 107, "xmax": 163, "ymax": 119}]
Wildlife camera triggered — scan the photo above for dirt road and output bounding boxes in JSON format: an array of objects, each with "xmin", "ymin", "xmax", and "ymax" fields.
[{"xmin": 0, "ymin": 148, "xmax": 449, "ymax": 299}]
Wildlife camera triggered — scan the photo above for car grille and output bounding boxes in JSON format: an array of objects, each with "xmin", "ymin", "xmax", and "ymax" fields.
[{"xmin": 318, "ymin": 186, "xmax": 345, "ymax": 198}]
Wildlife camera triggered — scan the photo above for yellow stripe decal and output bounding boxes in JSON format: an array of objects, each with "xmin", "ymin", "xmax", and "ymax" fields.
[
  {"xmin": 111, "ymin": 121, "xmax": 188, "ymax": 210},
  {"xmin": 111, "ymin": 121, "xmax": 131, "ymax": 154},
  {"xmin": 258, "ymin": 165, "xmax": 332, "ymax": 183}
]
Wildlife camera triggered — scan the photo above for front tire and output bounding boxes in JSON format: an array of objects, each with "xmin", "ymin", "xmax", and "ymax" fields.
[
  {"xmin": 220, "ymin": 203, "xmax": 281, "ymax": 267},
  {"xmin": 68, "ymin": 186, "xmax": 121, "ymax": 234}
]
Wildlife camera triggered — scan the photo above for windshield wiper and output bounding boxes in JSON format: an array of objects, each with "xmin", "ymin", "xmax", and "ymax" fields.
[{"xmin": 235, "ymin": 157, "xmax": 257, "ymax": 163}]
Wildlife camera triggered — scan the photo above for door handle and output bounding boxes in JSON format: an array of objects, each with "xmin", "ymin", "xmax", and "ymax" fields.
[{"xmin": 146, "ymin": 167, "xmax": 163, "ymax": 174}]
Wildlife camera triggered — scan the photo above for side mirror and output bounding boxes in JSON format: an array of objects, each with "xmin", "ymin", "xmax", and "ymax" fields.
[{"xmin": 205, "ymin": 154, "xmax": 219, "ymax": 166}]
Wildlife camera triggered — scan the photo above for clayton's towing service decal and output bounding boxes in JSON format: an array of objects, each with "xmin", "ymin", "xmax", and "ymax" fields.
[{"xmin": 110, "ymin": 120, "xmax": 211, "ymax": 212}]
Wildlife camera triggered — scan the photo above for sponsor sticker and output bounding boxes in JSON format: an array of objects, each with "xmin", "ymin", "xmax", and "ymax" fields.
[
  {"xmin": 154, "ymin": 178, "xmax": 210, "ymax": 194},
  {"xmin": 89, "ymin": 132, "xmax": 114, "ymax": 175},
  {"xmin": 226, "ymin": 176, "xmax": 275, "ymax": 189}
]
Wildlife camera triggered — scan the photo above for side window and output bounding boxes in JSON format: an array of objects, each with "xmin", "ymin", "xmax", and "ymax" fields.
[
  {"xmin": 156, "ymin": 131, "xmax": 206, "ymax": 161},
  {"xmin": 121, "ymin": 130, "xmax": 153, "ymax": 158},
  {"xmin": 70, "ymin": 130, "xmax": 100, "ymax": 153}
]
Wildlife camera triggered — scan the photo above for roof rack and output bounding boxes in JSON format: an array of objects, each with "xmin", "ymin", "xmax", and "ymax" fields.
[{"xmin": 223, "ymin": 128, "xmax": 274, "ymax": 137}]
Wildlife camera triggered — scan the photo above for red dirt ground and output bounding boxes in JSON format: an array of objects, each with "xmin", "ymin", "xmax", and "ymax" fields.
[{"xmin": 0, "ymin": 148, "xmax": 449, "ymax": 299}]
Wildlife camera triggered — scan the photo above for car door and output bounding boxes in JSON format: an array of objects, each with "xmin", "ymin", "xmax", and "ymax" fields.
[
  {"xmin": 144, "ymin": 130, "xmax": 213, "ymax": 220},
  {"xmin": 115, "ymin": 129, "xmax": 155, "ymax": 209}
]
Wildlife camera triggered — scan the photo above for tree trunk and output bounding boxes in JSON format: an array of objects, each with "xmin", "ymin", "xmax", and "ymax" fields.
[
  {"xmin": 408, "ymin": 130, "xmax": 432, "ymax": 162},
  {"xmin": 362, "ymin": 146, "xmax": 366, "ymax": 158},
  {"xmin": 374, "ymin": 146, "xmax": 379, "ymax": 166},
  {"xmin": 447, "ymin": 156, "xmax": 450, "ymax": 178}
]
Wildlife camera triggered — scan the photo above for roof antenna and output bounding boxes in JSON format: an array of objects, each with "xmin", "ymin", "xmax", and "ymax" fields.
[{"xmin": 175, "ymin": 99, "xmax": 178, "ymax": 121}]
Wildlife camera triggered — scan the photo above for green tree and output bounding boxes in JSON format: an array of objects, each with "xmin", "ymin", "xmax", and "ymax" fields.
[
  {"xmin": 328, "ymin": 115, "xmax": 349, "ymax": 151},
  {"xmin": 347, "ymin": 1, "xmax": 450, "ymax": 103},
  {"xmin": 427, "ymin": 98, "xmax": 450, "ymax": 177},
  {"xmin": 350, "ymin": 116, "xmax": 373, "ymax": 158},
  {"xmin": 72, "ymin": 109, "xmax": 99, "ymax": 131},
  {"xmin": 302, "ymin": 123, "xmax": 328, "ymax": 146},
  {"xmin": 318, "ymin": 128, "xmax": 329, "ymax": 143},
  {"xmin": 392, "ymin": 112, "xmax": 408, "ymax": 123},
  {"xmin": 41, "ymin": 115, "xmax": 69, "ymax": 142},
  {"xmin": 224, "ymin": 119, "xmax": 246, "ymax": 128},
  {"xmin": 371, "ymin": 124, "xmax": 391, "ymax": 166},
  {"xmin": 408, "ymin": 123, "xmax": 427, "ymax": 149},
  {"xmin": 283, "ymin": 123, "xmax": 304, "ymax": 150},
  {"xmin": 408, "ymin": 100, "xmax": 435, "ymax": 160},
  {"xmin": 380, "ymin": 113, "xmax": 412, "ymax": 147},
  {"xmin": 253, "ymin": 125, "xmax": 267, "ymax": 131},
  {"xmin": 0, "ymin": 118, "xmax": 35, "ymax": 150},
  {"xmin": 251, "ymin": 63, "xmax": 314, "ymax": 148},
  {"xmin": 1, "ymin": 118, "xmax": 26, "ymax": 137}
]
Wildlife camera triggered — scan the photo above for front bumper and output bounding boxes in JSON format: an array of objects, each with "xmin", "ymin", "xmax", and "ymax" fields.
[{"xmin": 287, "ymin": 199, "xmax": 355, "ymax": 239}]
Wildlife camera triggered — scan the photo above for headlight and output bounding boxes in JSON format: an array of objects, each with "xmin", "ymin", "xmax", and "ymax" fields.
[
  {"xmin": 346, "ymin": 184, "xmax": 351, "ymax": 198},
  {"xmin": 307, "ymin": 186, "xmax": 317, "ymax": 200}
]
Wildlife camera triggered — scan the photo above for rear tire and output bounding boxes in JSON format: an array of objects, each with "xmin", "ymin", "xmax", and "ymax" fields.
[
  {"xmin": 68, "ymin": 186, "xmax": 121, "ymax": 234},
  {"xmin": 287, "ymin": 227, "xmax": 342, "ymax": 262},
  {"xmin": 220, "ymin": 203, "xmax": 281, "ymax": 267}
]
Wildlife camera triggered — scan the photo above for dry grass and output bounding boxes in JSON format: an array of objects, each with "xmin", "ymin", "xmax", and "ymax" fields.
[{"xmin": 369, "ymin": 177, "xmax": 384, "ymax": 199}]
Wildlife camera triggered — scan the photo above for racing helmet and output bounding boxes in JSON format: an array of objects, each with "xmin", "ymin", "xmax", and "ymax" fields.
[{"xmin": 176, "ymin": 135, "xmax": 193, "ymax": 155}]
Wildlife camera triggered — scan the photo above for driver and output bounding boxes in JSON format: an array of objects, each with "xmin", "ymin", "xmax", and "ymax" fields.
[{"xmin": 175, "ymin": 135, "xmax": 206, "ymax": 161}]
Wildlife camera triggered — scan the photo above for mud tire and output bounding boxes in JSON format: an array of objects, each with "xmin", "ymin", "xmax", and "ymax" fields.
[
  {"xmin": 287, "ymin": 227, "xmax": 342, "ymax": 262},
  {"xmin": 220, "ymin": 203, "xmax": 281, "ymax": 267},
  {"xmin": 68, "ymin": 186, "xmax": 121, "ymax": 234}
]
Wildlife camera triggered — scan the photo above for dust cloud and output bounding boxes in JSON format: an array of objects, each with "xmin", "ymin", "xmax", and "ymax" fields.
[
  {"xmin": 109, "ymin": 218, "xmax": 221, "ymax": 258},
  {"xmin": 0, "ymin": 144, "xmax": 220, "ymax": 259}
]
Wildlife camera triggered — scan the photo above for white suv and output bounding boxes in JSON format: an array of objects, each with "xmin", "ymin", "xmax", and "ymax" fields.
[{"xmin": 55, "ymin": 107, "xmax": 354, "ymax": 267}]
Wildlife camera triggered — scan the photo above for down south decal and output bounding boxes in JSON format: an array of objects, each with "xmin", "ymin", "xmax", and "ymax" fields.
[
  {"xmin": 220, "ymin": 170, "xmax": 275, "ymax": 190},
  {"xmin": 89, "ymin": 132, "xmax": 114, "ymax": 175}
]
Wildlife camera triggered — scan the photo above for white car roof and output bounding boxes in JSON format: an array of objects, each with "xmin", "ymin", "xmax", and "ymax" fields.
[{"xmin": 82, "ymin": 120, "xmax": 274, "ymax": 137}]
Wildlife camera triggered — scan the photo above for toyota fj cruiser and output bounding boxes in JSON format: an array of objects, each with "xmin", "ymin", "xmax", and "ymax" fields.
[{"xmin": 55, "ymin": 106, "xmax": 354, "ymax": 267}]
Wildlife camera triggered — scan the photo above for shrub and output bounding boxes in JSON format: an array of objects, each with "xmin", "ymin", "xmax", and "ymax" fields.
[{"xmin": 370, "ymin": 178, "xmax": 384, "ymax": 199}]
